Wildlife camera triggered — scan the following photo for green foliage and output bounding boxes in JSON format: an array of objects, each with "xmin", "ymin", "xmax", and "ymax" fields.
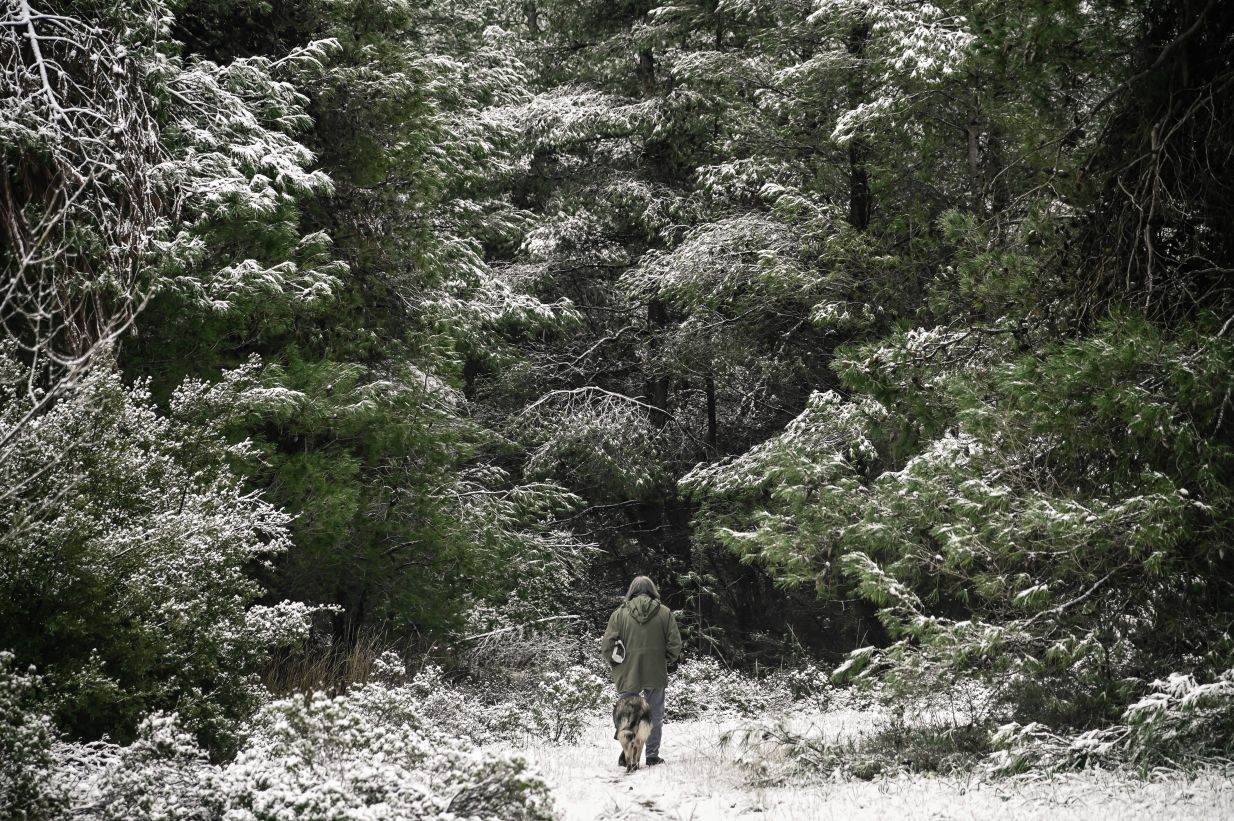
[
  {"xmin": 121, "ymin": 0, "xmax": 579, "ymax": 640},
  {"xmin": 0, "ymin": 358, "xmax": 314, "ymax": 754},
  {"xmin": 0, "ymin": 654, "xmax": 66, "ymax": 820},
  {"xmin": 526, "ymin": 666, "xmax": 606, "ymax": 743},
  {"xmin": 690, "ymin": 312, "xmax": 1234, "ymax": 727},
  {"xmin": 989, "ymin": 668, "xmax": 1234, "ymax": 774}
]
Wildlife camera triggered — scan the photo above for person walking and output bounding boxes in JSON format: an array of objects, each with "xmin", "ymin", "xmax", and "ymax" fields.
[{"xmin": 600, "ymin": 575, "xmax": 682, "ymax": 767}]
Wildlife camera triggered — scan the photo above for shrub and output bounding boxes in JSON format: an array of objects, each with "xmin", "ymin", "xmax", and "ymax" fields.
[
  {"xmin": 81, "ymin": 713, "xmax": 214, "ymax": 820},
  {"xmin": 987, "ymin": 668, "xmax": 1234, "ymax": 775},
  {"xmin": 671, "ymin": 656, "xmax": 791, "ymax": 719},
  {"xmin": 407, "ymin": 658, "xmax": 604, "ymax": 745},
  {"xmin": 228, "ymin": 680, "xmax": 554, "ymax": 821},
  {"xmin": 0, "ymin": 654, "xmax": 67, "ymax": 820},
  {"xmin": 405, "ymin": 662, "xmax": 521, "ymax": 744},
  {"xmin": 0, "ymin": 362, "xmax": 314, "ymax": 755},
  {"xmin": 56, "ymin": 674, "xmax": 556, "ymax": 821},
  {"xmin": 1124, "ymin": 669, "xmax": 1234, "ymax": 767},
  {"xmin": 783, "ymin": 663, "xmax": 835, "ymax": 710},
  {"xmin": 526, "ymin": 665, "xmax": 606, "ymax": 742}
]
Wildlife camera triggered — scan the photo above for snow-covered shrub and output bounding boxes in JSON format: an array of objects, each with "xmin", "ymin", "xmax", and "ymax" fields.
[
  {"xmin": 403, "ymin": 659, "xmax": 603, "ymax": 745},
  {"xmin": 404, "ymin": 663, "xmax": 518, "ymax": 744},
  {"xmin": 1124, "ymin": 669, "xmax": 1234, "ymax": 767},
  {"xmin": 56, "ymin": 676, "xmax": 556, "ymax": 820},
  {"xmin": 988, "ymin": 669, "xmax": 1234, "ymax": 775},
  {"xmin": 218, "ymin": 680, "xmax": 554, "ymax": 821},
  {"xmin": 0, "ymin": 654, "xmax": 66, "ymax": 820},
  {"xmin": 79, "ymin": 713, "xmax": 214, "ymax": 820},
  {"xmin": 0, "ymin": 361, "xmax": 312, "ymax": 754},
  {"xmin": 459, "ymin": 599, "xmax": 588, "ymax": 681},
  {"xmin": 526, "ymin": 666, "xmax": 606, "ymax": 742},
  {"xmin": 672, "ymin": 657, "xmax": 791, "ymax": 719},
  {"xmin": 784, "ymin": 663, "xmax": 836, "ymax": 710}
]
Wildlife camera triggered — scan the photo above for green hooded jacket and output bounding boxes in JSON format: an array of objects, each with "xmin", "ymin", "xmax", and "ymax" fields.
[{"xmin": 600, "ymin": 594, "xmax": 683, "ymax": 691}]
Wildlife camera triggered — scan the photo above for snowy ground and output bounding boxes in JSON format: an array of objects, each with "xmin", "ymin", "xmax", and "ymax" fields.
[{"xmin": 512, "ymin": 712, "xmax": 1234, "ymax": 820}]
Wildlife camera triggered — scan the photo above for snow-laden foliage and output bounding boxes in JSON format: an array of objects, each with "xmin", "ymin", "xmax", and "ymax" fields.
[
  {"xmin": 687, "ymin": 314, "xmax": 1234, "ymax": 733},
  {"xmin": 989, "ymin": 668, "xmax": 1234, "ymax": 774},
  {"xmin": 443, "ymin": 464, "xmax": 587, "ymax": 587},
  {"xmin": 0, "ymin": 0, "xmax": 342, "ymax": 371},
  {"xmin": 407, "ymin": 658, "xmax": 606, "ymax": 746},
  {"xmin": 809, "ymin": 0, "xmax": 978, "ymax": 143},
  {"xmin": 219, "ymin": 685, "xmax": 553, "ymax": 821},
  {"xmin": 55, "ymin": 675, "xmax": 556, "ymax": 821},
  {"xmin": 0, "ymin": 0, "xmax": 165, "ymax": 348},
  {"xmin": 154, "ymin": 36, "xmax": 343, "ymax": 311},
  {"xmin": 0, "ymin": 0, "xmax": 170, "ymax": 462},
  {"xmin": 672, "ymin": 657, "xmax": 792, "ymax": 720},
  {"xmin": 518, "ymin": 388, "xmax": 678, "ymax": 500},
  {"xmin": 0, "ymin": 653, "xmax": 66, "ymax": 819},
  {"xmin": 683, "ymin": 389, "xmax": 885, "ymax": 590},
  {"xmin": 526, "ymin": 666, "xmax": 607, "ymax": 743},
  {"xmin": 0, "ymin": 357, "xmax": 312, "ymax": 753}
]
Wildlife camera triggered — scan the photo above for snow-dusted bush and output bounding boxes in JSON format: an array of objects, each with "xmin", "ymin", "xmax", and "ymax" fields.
[
  {"xmin": 783, "ymin": 663, "xmax": 837, "ymax": 710},
  {"xmin": 988, "ymin": 669, "xmax": 1234, "ymax": 775},
  {"xmin": 219, "ymin": 684, "xmax": 553, "ymax": 821},
  {"xmin": 401, "ymin": 658, "xmax": 603, "ymax": 745},
  {"xmin": 57, "ymin": 676, "xmax": 556, "ymax": 821},
  {"xmin": 0, "ymin": 360, "xmax": 313, "ymax": 753},
  {"xmin": 403, "ymin": 663, "xmax": 521, "ymax": 744},
  {"xmin": 526, "ymin": 666, "xmax": 606, "ymax": 742},
  {"xmin": 1125, "ymin": 669, "xmax": 1234, "ymax": 766},
  {"xmin": 0, "ymin": 654, "xmax": 66, "ymax": 820},
  {"xmin": 71, "ymin": 713, "xmax": 214, "ymax": 820},
  {"xmin": 672, "ymin": 657, "xmax": 791, "ymax": 720}
]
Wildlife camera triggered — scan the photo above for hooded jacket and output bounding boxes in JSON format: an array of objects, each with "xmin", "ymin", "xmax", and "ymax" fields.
[{"xmin": 600, "ymin": 593, "xmax": 683, "ymax": 691}]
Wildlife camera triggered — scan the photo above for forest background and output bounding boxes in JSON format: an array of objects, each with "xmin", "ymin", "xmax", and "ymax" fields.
[{"xmin": 2, "ymin": 0, "xmax": 1233, "ymax": 815}]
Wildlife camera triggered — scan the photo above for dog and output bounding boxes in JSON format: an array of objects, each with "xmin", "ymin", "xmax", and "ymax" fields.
[{"xmin": 612, "ymin": 693, "xmax": 652, "ymax": 772}]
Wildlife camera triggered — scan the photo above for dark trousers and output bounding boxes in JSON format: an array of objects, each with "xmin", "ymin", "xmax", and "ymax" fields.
[{"xmin": 618, "ymin": 687, "xmax": 665, "ymax": 758}]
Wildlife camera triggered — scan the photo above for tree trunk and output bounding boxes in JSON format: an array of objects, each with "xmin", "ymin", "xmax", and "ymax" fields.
[
  {"xmin": 705, "ymin": 371, "xmax": 718, "ymax": 448},
  {"xmin": 522, "ymin": 1, "xmax": 540, "ymax": 37},
  {"xmin": 638, "ymin": 48, "xmax": 655, "ymax": 96},
  {"xmin": 846, "ymin": 23, "xmax": 871, "ymax": 231},
  {"xmin": 645, "ymin": 297, "xmax": 670, "ymax": 428}
]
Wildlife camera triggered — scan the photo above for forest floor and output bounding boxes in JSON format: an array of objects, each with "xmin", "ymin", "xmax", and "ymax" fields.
[{"xmin": 514, "ymin": 708, "xmax": 1234, "ymax": 820}]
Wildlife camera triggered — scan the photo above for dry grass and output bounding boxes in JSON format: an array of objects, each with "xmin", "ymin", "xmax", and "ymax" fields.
[
  {"xmin": 261, "ymin": 629, "xmax": 392, "ymax": 694},
  {"xmin": 511, "ymin": 712, "xmax": 1234, "ymax": 820}
]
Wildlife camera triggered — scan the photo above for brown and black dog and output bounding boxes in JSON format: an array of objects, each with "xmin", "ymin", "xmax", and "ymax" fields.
[{"xmin": 612, "ymin": 693, "xmax": 652, "ymax": 772}]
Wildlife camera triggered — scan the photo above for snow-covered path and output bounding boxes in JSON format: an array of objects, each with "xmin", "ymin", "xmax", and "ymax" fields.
[{"xmin": 515, "ymin": 714, "xmax": 1234, "ymax": 820}]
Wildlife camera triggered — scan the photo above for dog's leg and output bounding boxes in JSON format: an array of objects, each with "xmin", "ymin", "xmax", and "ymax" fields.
[
  {"xmin": 631, "ymin": 719, "xmax": 650, "ymax": 770},
  {"xmin": 617, "ymin": 729, "xmax": 634, "ymax": 772}
]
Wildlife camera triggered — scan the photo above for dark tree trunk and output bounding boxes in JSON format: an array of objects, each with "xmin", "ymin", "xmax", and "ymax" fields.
[
  {"xmin": 645, "ymin": 297, "xmax": 670, "ymax": 429},
  {"xmin": 705, "ymin": 371, "xmax": 718, "ymax": 448},
  {"xmin": 638, "ymin": 48, "xmax": 656, "ymax": 97},
  {"xmin": 846, "ymin": 23, "xmax": 871, "ymax": 231},
  {"xmin": 522, "ymin": 0, "xmax": 540, "ymax": 37}
]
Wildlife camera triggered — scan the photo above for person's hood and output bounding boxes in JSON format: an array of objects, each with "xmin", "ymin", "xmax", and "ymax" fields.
[{"xmin": 626, "ymin": 594, "xmax": 661, "ymax": 623}]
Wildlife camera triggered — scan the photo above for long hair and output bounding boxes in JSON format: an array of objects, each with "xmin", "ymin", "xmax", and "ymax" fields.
[{"xmin": 625, "ymin": 575, "xmax": 659, "ymax": 601}]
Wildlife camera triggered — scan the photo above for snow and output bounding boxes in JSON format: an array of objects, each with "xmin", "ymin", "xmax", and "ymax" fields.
[{"xmin": 516, "ymin": 714, "xmax": 1234, "ymax": 820}]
